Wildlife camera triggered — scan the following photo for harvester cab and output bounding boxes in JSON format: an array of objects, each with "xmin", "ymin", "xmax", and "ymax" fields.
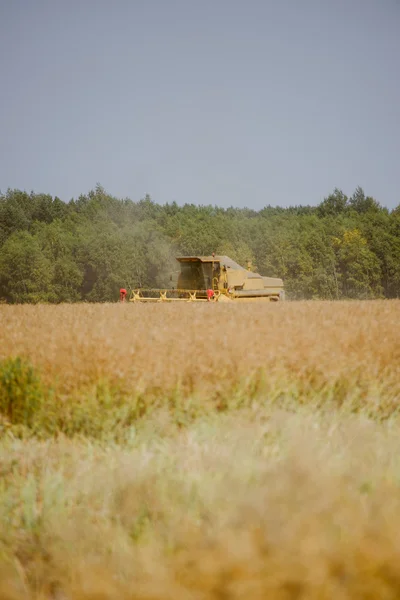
[
  {"xmin": 177, "ymin": 256, "xmax": 222, "ymax": 292},
  {"xmin": 128, "ymin": 255, "xmax": 284, "ymax": 303}
]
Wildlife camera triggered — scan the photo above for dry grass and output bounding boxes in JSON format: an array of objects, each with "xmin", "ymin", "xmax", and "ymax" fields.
[
  {"xmin": 0, "ymin": 300, "xmax": 400, "ymax": 598},
  {"xmin": 1, "ymin": 300, "xmax": 400, "ymax": 428}
]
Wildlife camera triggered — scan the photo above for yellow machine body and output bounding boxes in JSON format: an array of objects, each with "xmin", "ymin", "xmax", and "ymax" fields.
[{"xmin": 129, "ymin": 256, "xmax": 284, "ymax": 303}]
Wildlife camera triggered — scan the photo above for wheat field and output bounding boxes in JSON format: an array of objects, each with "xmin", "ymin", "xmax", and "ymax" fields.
[{"xmin": 1, "ymin": 300, "xmax": 400, "ymax": 599}]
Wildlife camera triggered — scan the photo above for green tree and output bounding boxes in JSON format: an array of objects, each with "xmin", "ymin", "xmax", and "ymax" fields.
[
  {"xmin": 332, "ymin": 229, "xmax": 382, "ymax": 298},
  {"xmin": 317, "ymin": 188, "xmax": 348, "ymax": 217},
  {"xmin": 348, "ymin": 186, "xmax": 381, "ymax": 214},
  {"xmin": 0, "ymin": 232, "xmax": 55, "ymax": 303}
]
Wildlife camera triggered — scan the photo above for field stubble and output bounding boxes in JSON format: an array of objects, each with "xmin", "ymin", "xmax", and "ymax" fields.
[{"xmin": 0, "ymin": 300, "xmax": 400, "ymax": 598}]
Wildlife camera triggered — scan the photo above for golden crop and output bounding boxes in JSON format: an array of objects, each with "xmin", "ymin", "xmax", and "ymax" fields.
[
  {"xmin": 1, "ymin": 300, "xmax": 399, "ymax": 412},
  {"xmin": 0, "ymin": 300, "xmax": 400, "ymax": 599}
]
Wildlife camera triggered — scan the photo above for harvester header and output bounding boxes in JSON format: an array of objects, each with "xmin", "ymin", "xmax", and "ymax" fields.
[{"xmin": 127, "ymin": 255, "xmax": 284, "ymax": 303}]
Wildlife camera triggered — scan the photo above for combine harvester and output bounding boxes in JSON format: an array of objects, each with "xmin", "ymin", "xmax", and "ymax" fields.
[{"xmin": 128, "ymin": 255, "xmax": 284, "ymax": 303}]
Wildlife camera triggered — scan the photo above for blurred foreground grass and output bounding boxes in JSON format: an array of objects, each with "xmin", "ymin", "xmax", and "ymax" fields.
[{"xmin": 2, "ymin": 410, "xmax": 400, "ymax": 599}]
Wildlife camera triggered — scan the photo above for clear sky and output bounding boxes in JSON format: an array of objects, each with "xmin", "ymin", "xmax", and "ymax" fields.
[{"xmin": 0, "ymin": 0, "xmax": 399, "ymax": 209}]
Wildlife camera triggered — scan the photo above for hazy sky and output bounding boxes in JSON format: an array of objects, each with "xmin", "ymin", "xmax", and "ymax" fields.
[{"xmin": 0, "ymin": 0, "xmax": 399, "ymax": 209}]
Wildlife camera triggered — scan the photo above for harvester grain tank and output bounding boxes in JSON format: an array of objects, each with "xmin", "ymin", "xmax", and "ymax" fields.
[{"xmin": 129, "ymin": 255, "xmax": 284, "ymax": 303}]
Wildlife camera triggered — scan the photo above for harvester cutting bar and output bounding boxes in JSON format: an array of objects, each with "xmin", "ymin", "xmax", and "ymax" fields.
[{"xmin": 129, "ymin": 289, "xmax": 220, "ymax": 303}]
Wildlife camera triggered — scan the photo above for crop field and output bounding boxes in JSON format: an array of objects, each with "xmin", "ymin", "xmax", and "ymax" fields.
[{"xmin": 1, "ymin": 300, "xmax": 400, "ymax": 599}]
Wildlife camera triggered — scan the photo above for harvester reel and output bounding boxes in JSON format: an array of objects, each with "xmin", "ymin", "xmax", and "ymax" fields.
[{"xmin": 131, "ymin": 290, "xmax": 142, "ymax": 303}]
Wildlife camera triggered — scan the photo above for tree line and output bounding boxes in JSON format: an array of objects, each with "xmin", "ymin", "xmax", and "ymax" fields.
[{"xmin": 0, "ymin": 184, "xmax": 399, "ymax": 302}]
